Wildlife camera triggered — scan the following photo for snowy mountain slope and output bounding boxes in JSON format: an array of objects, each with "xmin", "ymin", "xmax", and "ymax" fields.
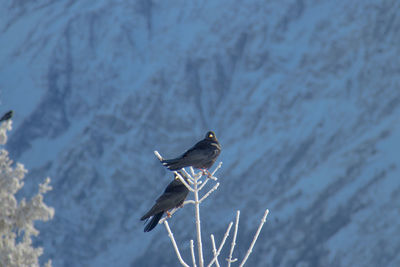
[{"xmin": 1, "ymin": 0, "xmax": 400, "ymax": 266}]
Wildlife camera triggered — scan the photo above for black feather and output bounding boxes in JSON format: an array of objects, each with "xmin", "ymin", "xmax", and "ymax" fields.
[
  {"xmin": 141, "ymin": 174, "xmax": 189, "ymax": 232},
  {"xmin": 0, "ymin": 110, "xmax": 13, "ymax": 122},
  {"xmin": 161, "ymin": 131, "xmax": 221, "ymax": 170},
  {"xmin": 144, "ymin": 212, "xmax": 163, "ymax": 232}
]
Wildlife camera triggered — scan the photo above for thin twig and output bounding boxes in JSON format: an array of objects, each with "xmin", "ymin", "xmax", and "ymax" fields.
[
  {"xmin": 194, "ymin": 170, "xmax": 203, "ymax": 180},
  {"xmin": 210, "ymin": 235, "xmax": 220, "ymax": 267},
  {"xmin": 164, "ymin": 221, "xmax": 189, "ymax": 267},
  {"xmin": 174, "ymin": 171, "xmax": 195, "ymax": 192},
  {"xmin": 190, "ymin": 239, "xmax": 197, "ymax": 267},
  {"xmin": 211, "ymin": 162, "xmax": 223, "ymax": 177},
  {"xmin": 153, "ymin": 151, "xmax": 194, "ymax": 191},
  {"xmin": 207, "ymin": 222, "xmax": 233, "ymax": 267},
  {"xmin": 227, "ymin": 211, "xmax": 240, "ymax": 267},
  {"xmin": 181, "ymin": 168, "xmax": 193, "ymax": 181},
  {"xmin": 159, "ymin": 209, "xmax": 176, "ymax": 224},
  {"xmin": 190, "ymin": 166, "xmax": 196, "ymax": 176},
  {"xmin": 184, "ymin": 200, "xmax": 195, "ymax": 205},
  {"xmin": 186, "ymin": 177, "xmax": 195, "ymax": 185},
  {"xmin": 238, "ymin": 209, "xmax": 269, "ymax": 267},
  {"xmin": 199, "ymin": 183, "xmax": 220, "ymax": 203},
  {"xmin": 208, "ymin": 175, "xmax": 218, "ymax": 181},
  {"xmin": 198, "ymin": 177, "xmax": 209, "ymax": 191},
  {"xmin": 181, "ymin": 168, "xmax": 196, "ymax": 184},
  {"xmin": 153, "ymin": 150, "xmax": 164, "ymax": 161},
  {"xmin": 158, "ymin": 200, "xmax": 196, "ymax": 224},
  {"xmin": 194, "ymin": 176, "xmax": 204, "ymax": 267}
]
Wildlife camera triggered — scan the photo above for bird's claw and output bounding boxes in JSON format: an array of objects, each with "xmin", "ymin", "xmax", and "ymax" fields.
[
  {"xmin": 166, "ymin": 211, "xmax": 172, "ymax": 218},
  {"xmin": 201, "ymin": 169, "xmax": 212, "ymax": 177}
]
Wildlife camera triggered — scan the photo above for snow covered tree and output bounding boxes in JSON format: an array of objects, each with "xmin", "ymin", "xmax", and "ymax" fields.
[
  {"xmin": 0, "ymin": 119, "xmax": 54, "ymax": 267},
  {"xmin": 154, "ymin": 151, "xmax": 269, "ymax": 267}
]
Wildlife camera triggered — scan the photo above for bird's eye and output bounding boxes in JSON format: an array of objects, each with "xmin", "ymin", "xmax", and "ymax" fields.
[{"xmin": 209, "ymin": 134, "xmax": 213, "ymax": 138}]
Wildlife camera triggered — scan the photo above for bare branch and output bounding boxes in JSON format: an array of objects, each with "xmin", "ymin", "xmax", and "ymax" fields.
[
  {"xmin": 211, "ymin": 162, "xmax": 223, "ymax": 177},
  {"xmin": 164, "ymin": 221, "xmax": 190, "ymax": 267},
  {"xmin": 153, "ymin": 150, "xmax": 194, "ymax": 191},
  {"xmin": 190, "ymin": 166, "xmax": 196, "ymax": 176},
  {"xmin": 190, "ymin": 239, "xmax": 197, "ymax": 267},
  {"xmin": 158, "ymin": 200, "xmax": 195, "ymax": 224},
  {"xmin": 207, "ymin": 222, "xmax": 233, "ymax": 267},
  {"xmin": 198, "ymin": 177, "xmax": 210, "ymax": 191},
  {"xmin": 159, "ymin": 208, "xmax": 177, "ymax": 224},
  {"xmin": 210, "ymin": 235, "xmax": 220, "ymax": 267},
  {"xmin": 154, "ymin": 150, "xmax": 164, "ymax": 161},
  {"xmin": 181, "ymin": 168, "xmax": 194, "ymax": 181},
  {"xmin": 194, "ymin": 170, "xmax": 203, "ymax": 180},
  {"xmin": 199, "ymin": 183, "xmax": 220, "ymax": 203},
  {"xmin": 186, "ymin": 175, "xmax": 197, "ymax": 186},
  {"xmin": 159, "ymin": 211, "xmax": 174, "ymax": 224},
  {"xmin": 238, "ymin": 209, "xmax": 269, "ymax": 267},
  {"xmin": 194, "ymin": 178, "xmax": 204, "ymax": 267},
  {"xmin": 227, "ymin": 211, "xmax": 240, "ymax": 267},
  {"xmin": 174, "ymin": 171, "xmax": 195, "ymax": 192}
]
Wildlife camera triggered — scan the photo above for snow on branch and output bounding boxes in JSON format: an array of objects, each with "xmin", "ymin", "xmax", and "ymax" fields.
[
  {"xmin": 207, "ymin": 222, "xmax": 233, "ymax": 267},
  {"xmin": 190, "ymin": 239, "xmax": 197, "ymax": 267},
  {"xmin": 0, "ymin": 120, "xmax": 54, "ymax": 267},
  {"xmin": 154, "ymin": 151, "xmax": 194, "ymax": 192},
  {"xmin": 210, "ymin": 234, "xmax": 220, "ymax": 267},
  {"xmin": 227, "ymin": 211, "xmax": 240, "ymax": 266},
  {"xmin": 199, "ymin": 182, "xmax": 220, "ymax": 203},
  {"xmin": 164, "ymin": 221, "xmax": 189, "ymax": 267},
  {"xmin": 239, "ymin": 209, "xmax": 270, "ymax": 267}
]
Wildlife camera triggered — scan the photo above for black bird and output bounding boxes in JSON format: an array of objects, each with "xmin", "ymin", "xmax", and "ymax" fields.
[
  {"xmin": 0, "ymin": 110, "xmax": 13, "ymax": 122},
  {"xmin": 141, "ymin": 174, "xmax": 189, "ymax": 232},
  {"xmin": 161, "ymin": 131, "xmax": 221, "ymax": 171}
]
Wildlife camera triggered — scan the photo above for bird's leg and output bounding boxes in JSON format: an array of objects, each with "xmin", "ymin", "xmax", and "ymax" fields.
[
  {"xmin": 166, "ymin": 211, "xmax": 172, "ymax": 218},
  {"xmin": 200, "ymin": 168, "xmax": 212, "ymax": 177}
]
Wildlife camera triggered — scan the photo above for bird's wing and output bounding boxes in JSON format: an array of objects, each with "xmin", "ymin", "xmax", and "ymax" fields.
[
  {"xmin": 182, "ymin": 141, "xmax": 217, "ymax": 160},
  {"xmin": 182, "ymin": 140, "xmax": 210, "ymax": 156},
  {"xmin": 156, "ymin": 189, "xmax": 187, "ymax": 204},
  {"xmin": 141, "ymin": 194, "xmax": 175, "ymax": 220}
]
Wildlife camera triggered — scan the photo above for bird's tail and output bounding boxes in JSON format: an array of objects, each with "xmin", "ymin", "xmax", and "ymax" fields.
[
  {"xmin": 143, "ymin": 212, "xmax": 163, "ymax": 232},
  {"xmin": 161, "ymin": 158, "xmax": 186, "ymax": 170}
]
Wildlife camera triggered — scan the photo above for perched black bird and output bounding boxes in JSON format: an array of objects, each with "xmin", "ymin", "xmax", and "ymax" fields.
[
  {"xmin": 161, "ymin": 131, "xmax": 221, "ymax": 171},
  {"xmin": 0, "ymin": 110, "xmax": 13, "ymax": 122},
  {"xmin": 141, "ymin": 174, "xmax": 189, "ymax": 232}
]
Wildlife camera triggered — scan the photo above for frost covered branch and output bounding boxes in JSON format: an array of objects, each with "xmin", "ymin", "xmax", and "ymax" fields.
[
  {"xmin": 210, "ymin": 235, "xmax": 220, "ymax": 267},
  {"xmin": 164, "ymin": 221, "xmax": 189, "ymax": 267},
  {"xmin": 227, "ymin": 211, "xmax": 240, "ymax": 266},
  {"xmin": 199, "ymin": 182, "xmax": 220, "ymax": 203},
  {"xmin": 190, "ymin": 239, "xmax": 197, "ymax": 267},
  {"xmin": 158, "ymin": 198, "xmax": 195, "ymax": 224},
  {"xmin": 154, "ymin": 151, "xmax": 194, "ymax": 192},
  {"xmin": 193, "ymin": 170, "xmax": 204, "ymax": 267},
  {"xmin": 0, "ymin": 120, "xmax": 54, "ymax": 267},
  {"xmin": 210, "ymin": 162, "xmax": 222, "ymax": 179},
  {"xmin": 239, "ymin": 209, "xmax": 269, "ymax": 267},
  {"xmin": 207, "ymin": 222, "xmax": 233, "ymax": 267}
]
